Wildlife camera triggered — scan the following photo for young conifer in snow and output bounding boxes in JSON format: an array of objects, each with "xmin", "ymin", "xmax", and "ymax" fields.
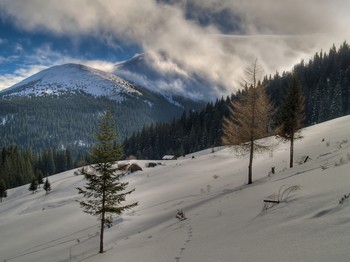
[
  {"xmin": 277, "ymin": 73, "xmax": 305, "ymax": 168},
  {"xmin": 222, "ymin": 60, "xmax": 273, "ymax": 184},
  {"xmin": 0, "ymin": 179, "xmax": 7, "ymax": 202},
  {"xmin": 29, "ymin": 178, "xmax": 38, "ymax": 194},
  {"xmin": 43, "ymin": 178, "xmax": 51, "ymax": 194},
  {"xmin": 76, "ymin": 109, "xmax": 138, "ymax": 254}
]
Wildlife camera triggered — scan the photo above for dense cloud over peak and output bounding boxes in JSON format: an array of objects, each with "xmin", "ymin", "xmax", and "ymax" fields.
[{"xmin": 2, "ymin": 0, "xmax": 349, "ymax": 96}]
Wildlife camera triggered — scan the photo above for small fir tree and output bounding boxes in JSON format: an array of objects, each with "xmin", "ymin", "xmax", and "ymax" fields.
[
  {"xmin": 0, "ymin": 179, "xmax": 7, "ymax": 202},
  {"xmin": 76, "ymin": 109, "xmax": 138, "ymax": 254},
  {"xmin": 29, "ymin": 178, "xmax": 38, "ymax": 194},
  {"xmin": 277, "ymin": 73, "xmax": 305, "ymax": 168},
  {"xmin": 43, "ymin": 178, "xmax": 51, "ymax": 194}
]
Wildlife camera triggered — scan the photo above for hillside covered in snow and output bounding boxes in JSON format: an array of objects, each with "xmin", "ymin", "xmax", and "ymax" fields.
[{"xmin": 1, "ymin": 116, "xmax": 350, "ymax": 262}]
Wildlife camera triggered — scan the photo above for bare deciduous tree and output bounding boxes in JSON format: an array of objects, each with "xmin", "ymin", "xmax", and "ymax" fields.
[{"xmin": 222, "ymin": 60, "xmax": 273, "ymax": 184}]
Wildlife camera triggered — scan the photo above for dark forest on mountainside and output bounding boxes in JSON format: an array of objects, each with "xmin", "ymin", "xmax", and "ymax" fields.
[{"xmin": 124, "ymin": 42, "xmax": 350, "ymax": 159}]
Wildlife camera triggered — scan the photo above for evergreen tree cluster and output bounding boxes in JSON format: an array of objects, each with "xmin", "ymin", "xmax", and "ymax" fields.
[
  {"xmin": 124, "ymin": 42, "xmax": 350, "ymax": 159},
  {"xmin": 123, "ymin": 98, "xmax": 230, "ymax": 159},
  {"xmin": 0, "ymin": 145, "xmax": 75, "ymax": 189},
  {"xmin": 0, "ymin": 92, "xmax": 204, "ymax": 158},
  {"xmin": 268, "ymin": 41, "xmax": 350, "ymax": 125}
]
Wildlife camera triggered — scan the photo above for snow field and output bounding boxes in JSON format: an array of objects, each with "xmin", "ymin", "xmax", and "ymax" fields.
[{"xmin": 1, "ymin": 116, "xmax": 350, "ymax": 261}]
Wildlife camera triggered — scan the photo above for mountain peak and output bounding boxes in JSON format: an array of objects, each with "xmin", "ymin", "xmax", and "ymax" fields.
[{"xmin": 1, "ymin": 63, "xmax": 142, "ymax": 100}]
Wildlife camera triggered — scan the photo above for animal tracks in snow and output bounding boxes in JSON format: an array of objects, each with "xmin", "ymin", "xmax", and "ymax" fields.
[{"xmin": 174, "ymin": 224, "xmax": 193, "ymax": 262}]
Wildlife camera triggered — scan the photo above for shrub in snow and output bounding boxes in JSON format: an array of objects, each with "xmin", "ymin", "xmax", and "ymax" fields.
[
  {"xmin": 263, "ymin": 185, "xmax": 301, "ymax": 211},
  {"xmin": 176, "ymin": 209, "xmax": 187, "ymax": 221}
]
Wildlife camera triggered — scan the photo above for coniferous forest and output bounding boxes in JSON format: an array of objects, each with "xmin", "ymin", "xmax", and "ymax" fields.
[
  {"xmin": 0, "ymin": 145, "xmax": 77, "ymax": 190},
  {"xmin": 124, "ymin": 42, "xmax": 350, "ymax": 159}
]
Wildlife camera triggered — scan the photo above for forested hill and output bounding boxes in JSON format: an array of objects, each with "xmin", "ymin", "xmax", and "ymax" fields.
[
  {"xmin": 124, "ymin": 41, "xmax": 350, "ymax": 159},
  {"xmin": 0, "ymin": 63, "xmax": 205, "ymax": 156}
]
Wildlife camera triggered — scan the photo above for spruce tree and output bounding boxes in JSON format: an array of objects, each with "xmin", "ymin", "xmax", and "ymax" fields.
[
  {"xmin": 29, "ymin": 178, "xmax": 38, "ymax": 194},
  {"xmin": 0, "ymin": 179, "xmax": 7, "ymax": 202},
  {"xmin": 277, "ymin": 73, "xmax": 305, "ymax": 168},
  {"xmin": 222, "ymin": 60, "xmax": 274, "ymax": 184},
  {"xmin": 76, "ymin": 109, "xmax": 138, "ymax": 254},
  {"xmin": 43, "ymin": 178, "xmax": 51, "ymax": 194}
]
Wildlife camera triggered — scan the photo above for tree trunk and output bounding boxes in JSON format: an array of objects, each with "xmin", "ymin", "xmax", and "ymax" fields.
[
  {"xmin": 290, "ymin": 130, "xmax": 294, "ymax": 168},
  {"xmin": 248, "ymin": 140, "xmax": 254, "ymax": 184},
  {"xmin": 100, "ymin": 177, "xmax": 106, "ymax": 253},
  {"xmin": 100, "ymin": 215, "xmax": 104, "ymax": 253}
]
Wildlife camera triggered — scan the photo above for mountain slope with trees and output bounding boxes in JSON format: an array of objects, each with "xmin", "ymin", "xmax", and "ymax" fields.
[
  {"xmin": 124, "ymin": 42, "xmax": 350, "ymax": 159},
  {"xmin": 0, "ymin": 64, "xmax": 205, "ymax": 157}
]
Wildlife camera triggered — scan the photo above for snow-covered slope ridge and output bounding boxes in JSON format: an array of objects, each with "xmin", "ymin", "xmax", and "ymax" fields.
[
  {"xmin": 1, "ymin": 63, "xmax": 142, "ymax": 100},
  {"xmin": 1, "ymin": 116, "xmax": 350, "ymax": 261}
]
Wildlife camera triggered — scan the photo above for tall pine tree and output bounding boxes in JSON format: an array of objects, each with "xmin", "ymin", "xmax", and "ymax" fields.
[
  {"xmin": 277, "ymin": 73, "xmax": 305, "ymax": 168},
  {"xmin": 76, "ymin": 109, "xmax": 138, "ymax": 254}
]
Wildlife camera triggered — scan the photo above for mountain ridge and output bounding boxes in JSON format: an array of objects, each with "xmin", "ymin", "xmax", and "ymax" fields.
[
  {"xmin": 1, "ymin": 63, "xmax": 142, "ymax": 101},
  {"xmin": 0, "ymin": 63, "xmax": 205, "ymax": 155}
]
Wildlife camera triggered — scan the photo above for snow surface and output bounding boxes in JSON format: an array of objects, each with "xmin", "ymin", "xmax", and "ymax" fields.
[
  {"xmin": 1, "ymin": 64, "xmax": 142, "ymax": 101},
  {"xmin": 2, "ymin": 116, "xmax": 350, "ymax": 261}
]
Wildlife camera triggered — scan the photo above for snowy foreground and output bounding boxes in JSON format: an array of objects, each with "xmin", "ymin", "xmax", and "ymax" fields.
[{"xmin": 2, "ymin": 116, "xmax": 350, "ymax": 262}]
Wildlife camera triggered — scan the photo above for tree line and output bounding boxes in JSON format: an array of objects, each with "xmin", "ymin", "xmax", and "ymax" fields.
[
  {"xmin": 124, "ymin": 42, "xmax": 350, "ymax": 160},
  {"xmin": 0, "ymin": 146, "xmax": 79, "ymax": 190}
]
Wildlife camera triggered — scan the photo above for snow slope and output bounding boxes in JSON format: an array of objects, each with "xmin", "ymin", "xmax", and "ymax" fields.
[
  {"xmin": 0, "ymin": 64, "xmax": 142, "ymax": 100},
  {"xmin": 1, "ymin": 116, "xmax": 350, "ymax": 261}
]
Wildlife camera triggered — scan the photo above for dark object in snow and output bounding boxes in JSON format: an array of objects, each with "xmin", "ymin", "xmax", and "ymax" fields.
[
  {"xmin": 263, "ymin": 199, "xmax": 280, "ymax": 204},
  {"xmin": 192, "ymin": 156, "xmax": 195, "ymax": 159},
  {"xmin": 176, "ymin": 209, "xmax": 187, "ymax": 221},
  {"xmin": 146, "ymin": 162, "xmax": 157, "ymax": 168},
  {"xmin": 128, "ymin": 163, "xmax": 142, "ymax": 173},
  {"xmin": 304, "ymin": 156, "xmax": 310, "ymax": 163},
  {"xmin": 339, "ymin": 193, "xmax": 350, "ymax": 205}
]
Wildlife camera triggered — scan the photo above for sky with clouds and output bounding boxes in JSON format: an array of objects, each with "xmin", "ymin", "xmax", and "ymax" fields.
[{"xmin": 1, "ymin": 0, "xmax": 350, "ymax": 95}]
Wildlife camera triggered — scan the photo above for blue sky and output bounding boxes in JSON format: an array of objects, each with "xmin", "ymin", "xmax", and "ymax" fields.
[
  {"xmin": 1, "ymin": 0, "xmax": 349, "ymax": 93},
  {"xmin": 0, "ymin": 16, "xmax": 141, "ymax": 89}
]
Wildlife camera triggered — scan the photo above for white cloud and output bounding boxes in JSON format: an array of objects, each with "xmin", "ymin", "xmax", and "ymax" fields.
[
  {"xmin": 2, "ymin": 0, "xmax": 350, "ymax": 96},
  {"xmin": 0, "ymin": 65, "xmax": 46, "ymax": 90}
]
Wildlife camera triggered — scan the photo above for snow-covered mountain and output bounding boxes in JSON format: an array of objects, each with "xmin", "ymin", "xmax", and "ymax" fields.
[
  {"xmin": 0, "ymin": 63, "xmax": 205, "ymax": 153},
  {"xmin": 1, "ymin": 116, "xmax": 350, "ymax": 261},
  {"xmin": 114, "ymin": 53, "xmax": 224, "ymax": 101},
  {"xmin": 1, "ymin": 63, "xmax": 142, "ymax": 101}
]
